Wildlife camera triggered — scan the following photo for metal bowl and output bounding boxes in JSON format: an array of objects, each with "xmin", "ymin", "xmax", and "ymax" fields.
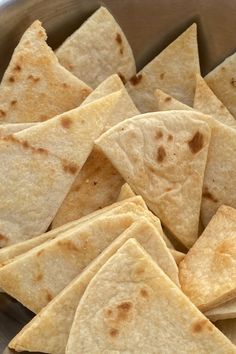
[{"xmin": 0, "ymin": 0, "xmax": 236, "ymax": 352}]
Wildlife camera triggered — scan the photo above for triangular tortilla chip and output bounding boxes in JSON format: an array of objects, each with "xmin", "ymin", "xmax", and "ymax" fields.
[
  {"xmin": 170, "ymin": 249, "xmax": 185, "ymax": 265},
  {"xmin": 0, "ymin": 196, "xmax": 146, "ymax": 266},
  {"xmin": 205, "ymin": 52, "xmax": 236, "ymax": 118},
  {"xmin": 0, "ymin": 21, "xmax": 91, "ymax": 123},
  {"xmin": 154, "ymin": 89, "xmax": 236, "ymax": 226},
  {"xmin": 96, "ymin": 111, "xmax": 211, "ymax": 248},
  {"xmin": 0, "ymin": 123, "xmax": 37, "ymax": 136},
  {"xmin": 65, "ymin": 239, "xmax": 235, "ymax": 354},
  {"xmin": 216, "ymin": 319, "xmax": 236, "ymax": 346},
  {"xmin": 117, "ymin": 183, "xmax": 135, "ymax": 201},
  {"xmin": 126, "ymin": 24, "xmax": 199, "ymax": 112},
  {"xmin": 56, "ymin": 7, "xmax": 136, "ymax": 88},
  {"xmin": 9, "ymin": 218, "xmax": 178, "ymax": 354},
  {"xmin": 52, "ymin": 84, "xmax": 139, "ymax": 228},
  {"xmin": 179, "ymin": 205, "xmax": 236, "ymax": 311},
  {"xmin": 154, "ymin": 88, "xmax": 193, "ymax": 111},
  {"xmin": 205, "ymin": 298, "xmax": 236, "ymax": 322},
  {"xmin": 0, "ymin": 200, "xmax": 166, "ymax": 313},
  {"xmin": 0, "ymin": 92, "xmax": 120, "ymax": 247},
  {"xmin": 194, "ymin": 74, "xmax": 236, "ymax": 127}
]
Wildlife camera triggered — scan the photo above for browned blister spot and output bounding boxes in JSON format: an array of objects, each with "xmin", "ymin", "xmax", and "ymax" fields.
[
  {"xmin": 39, "ymin": 115, "xmax": 48, "ymax": 122},
  {"xmin": 120, "ymin": 48, "xmax": 124, "ymax": 55},
  {"xmin": 221, "ymin": 67, "xmax": 226, "ymax": 71},
  {"xmin": 68, "ymin": 64, "xmax": 74, "ymax": 70},
  {"xmin": 58, "ymin": 240, "xmax": 80, "ymax": 252},
  {"xmin": 164, "ymin": 96, "xmax": 171, "ymax": 102},
  {"xmin": 115, "ymin": 33, "xmax": 122, "ymax": 44},
  {"xmin": 165, "ymin": 187, "xmax": 172, "ymax": 192},
  {"xmin": 202, "ymin": 187, "xmax": 218, "ymax": 203},
  {"xmin": 157, "ymin": 146, "xmax": 166, "ymax": 162},
  {"xmin": 109, "ymin": 328, "xmax": 119, "ymax": 337},
  {"xmin": 129, "ymin": 74, "xmax": 143, "ymax": 86},
  {"xmin": 63, "ymin": 163, "xmax": 78, "ymax": 175},
  {"xmin": 10, "ymin": 100, "xmax": 17, "ymax": 106},
  {"xmin": 62, "ymin": 82, "xmax": 69, "ymax": 89},
  {"xmin": 155, "ymin": 131, "xmax": 163, "ymax": 139},
  {"xmin": 168, "ymin": 134, "xmax": 173, "ymax": 141},
  {"xmin": 37, "ymin": 249, "xmax": 44, "ymax": 257},
  {"xmin": 0, "ymin": 234, "xmax": 8, "ymax": 242},
  {"xmin": 22, "ymin": 141, "xmax": 29, "ymax": 149},
  {"xmin": 118, "ymin": 72, "xmax": 126, "ymax": 84},
  {"xmin": 45, "ymin": 290, "xmax": 53, "ymax": 302},
  {"xmin": 34, "ymin": 273, "xmax": 43, "ymax": 281},
  {"xmin": 140, "ymin": 288, "xmax": 149, "ymax": 298},
  {"xmin": 13, "ymin": 64, "xmax": 21, "ymax": 72},
  {"xmin": 8, "ymin": 76, "xmax": 15, "ymax": 83},
  {"xmin": 28, "ymin": 74, "xmax": 40, "ymax": 83},
  {"xmin": 61, "ymin": 116, "xmax": 73, "ymax": 129},
  {"xmin": 188, "ymin": 131, "xmax": 204, "ymax": 154},
  {"xmin": 0, "ymin": 109, "xmax": 6, "ymax": 117},
  {"xmin": 231, "ymin": 78, "xmax": 236, "ymax": 87},
  {"xmin": 36, "ymin": 147, "xmax": 48, "ymax": 154},
  {"xmin": 81, "ymin": 88, "xmax": 91, "ymax": 99},
  {"xmin": 38, "ymin": 29, "xmax": 45, "ymax": 38},
  {"xmin": 160, "ymin": 73, "xmax": 165, "ymax": 80},
  {"xmin": 191, "ymin": 319, "xmax": 213, "ymax": 334},
  {"xmin": 135, "ymin": 266, "xmax": 145, "ymax": 276}
]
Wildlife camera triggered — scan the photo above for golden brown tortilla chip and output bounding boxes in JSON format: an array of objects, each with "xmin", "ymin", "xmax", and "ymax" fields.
[
  {"xmin": 66, "ymin": 239, "xmax": 235, "ymax": 354},
  {"xmin": 0, "ymin": 21, "xmax": 91, "ymax": 123},
  {"xmin": 56, "ymin": 7, "xmax": 136, "ymax": 88}
]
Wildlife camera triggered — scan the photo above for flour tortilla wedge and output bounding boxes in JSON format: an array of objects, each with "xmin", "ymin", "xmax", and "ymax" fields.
[
  {"xmin": 216, "ymin": 319, "xmax": 236, "ymax": 346},
  {"xmin": 96, "ymin": 111, "xmax": 211, "ymax": 248},
  {"xmin": 0, "ymin": 200, "xmax": 167, "ymax": 313},
  {"xmin": 194, "ymin": 74, "xmax": 236, "ymax": 127},
  {"xmin": 0, "ymin": 123, "xmax": 37, "ymax": 135},
  {"xmin": 205, "ymin": 52, "xmax": 236, "ymax": 118},
  {"xmin": 0, "ymin": 92, "xmax": 121, "ymax": 247},
  {"xmin": 65, "ymin": 239, "xmax": 235, "ymax": 354},
  {"xmin": 179, "ymin": 205, "xmax": 236, "ymax": 311},
  {"xmin": 154, "ymin": 89, "xmax": 236, "ymax": 226},
  {"xmin": 52, "ymin": 85, "xmax": 139, "ymax": 228},
  {"xmin": 205, "ymin": 298, "xmax": 236, "ymax": 322},
  {"xmin": 0, "ymin": 21, "xmax": 91, "ymax": 123},
  {"xmin": 126, "ymin": 24, "xmax": 199, "ymax": 112},
  {"xmin": 56, "ymin": 7, "xmax": 136, "ymax": 88},
  {"xmin": 117, "ymin": 183, "xmax": 135, "ymax": 201},
  {"xmin": 154, "ymin": 88, "xmax": 193, "ymax": 111},
  {"xmin": 9, "ymin": 218, "xmax": 178, "ymax": 354}
]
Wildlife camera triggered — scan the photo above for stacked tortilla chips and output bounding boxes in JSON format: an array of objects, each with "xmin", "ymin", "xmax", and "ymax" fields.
[{"xmin": 0, "ymin": 6, "xmax": 236, "ymax": 354}]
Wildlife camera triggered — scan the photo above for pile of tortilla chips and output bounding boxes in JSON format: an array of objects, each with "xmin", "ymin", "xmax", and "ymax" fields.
[{"xmin": 0, "ymin": 6, "xmax": 236, "ymax": 354}]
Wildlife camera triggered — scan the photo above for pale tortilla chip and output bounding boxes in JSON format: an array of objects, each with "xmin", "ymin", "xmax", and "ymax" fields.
[
  {"xmin": 170, "ymin": 249, "xmax": 185, "ymax": 265},
  {"xmin": 56, "ymin": 7, "xmax": 136, "ymax": 88},
  {"xmin": 0, "ymin": 200, "xmax": 166, "ymax": 313},
  {"xmin": 194, "ymin": 74, "xmax": 236, "ymax": 127},
  {"xmin": 0, "ymin": 123, "xmax": 37, "ymax": 136},
  {"xmin": 52, "ymin": 84, "xmax": 139, "ymax": 228},
  {"xmin": 0, "ymin": 92, "xmax": 120, "ymax": 247},
  {"xmin": 96, "ymin": 110, "xmax": 211, "ymax": 248},
  {"xmin": 205, "ymin": 298, "xmax": 236, "ymax": 322},
  {"xmin": 216, "ymin": 318, "xmax": 236, "ymax": 346},
  {"xmin": 154, "ymin": 88, "xmax": 193, "ymax": 111},
  {"xmin": 0, "ymin": 196, "xmax": 147, "ymax": 266},
  {"xmin": 65, "ymin": 239, "xmax": 235, "ymax": 354},
  {"xmin": 154, "ymin": 89, "xmax": 236, "ymax": 226},
  {"xmin": 205, "ymin": 52, "xmax": 236, "ymax": 118},
  {"xmin": 179, "ymin": 205, "xmax": 236, "ymax": 311},
  {"xmin": 117, "ymin": 183, "xmax": 135, "ymax": 201},
  {"xmin": 126, "ymin": 24, "xmax": 199, "ymax": 112},
  {"xmin": 0, "ymin": 21, "xmax": 91, "ymax": 123},
  {"xmin": 9, "ymin": 218, "xmax": 178, "ymax": 354}
]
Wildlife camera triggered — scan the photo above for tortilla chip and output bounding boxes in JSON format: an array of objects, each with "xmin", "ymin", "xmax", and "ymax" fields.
[
  {"xmin": 0, "ymin": 123, "xmax": 37, "ymax": 136},
  {"xmin": 0, "ymin": 92, "xmax": 120, "ymax": 247},
  {"xmin": 0, "ymin": 21, "xmax": 91, "ymax": 123},
  {"xmin": 179, "ymin": 205, "xmax": 236, "ymax": 311},
  {"xmin": 154, "ymin": 88, "xmax": 193, "ymax": 111},
  {"xmin": 216, "ymin": 318, "xmax": 236, "ymax": 346},
  {"xmin": 96, "ymin": 110, "xmax": 211, "ymax": 248},
  {"xmin": 117, "ymin": 183, "xmax": 135, "ymax": 201},
  {"xmin": 56, "ymin": 7, "xmax": 136, "ymax": 88},
  {"xmin": 52, "ymin": 85, "xmax": 138, "ymax": 228},
  {"xmin": 9, "ymin": 218, "xmax": 178, "ymax": 354},
  {"xmin": 126, "ymin": 24, "xmax": 199, "ymax": 112},
  {"xmin": 205, "ymin": 52, "xmax": 236, "ymax": 118},
  {"xmin": 205, "ymin": 298, "xmax": 236, "ymax": 322},
  {"xmin": 0, "ymin": 199, "xmax": 166, "ymax": 313},
  {"xmin": 170, "ymin": 249, "xmax": 185, "ymax": 265},
  {"xmin": 65, "ymin": 239, "xmax": 235, "ymax": 353},
  {"xmin": 194, "ymin": 74, "xmax": 236, "ymax": 127},
  {"xmin": 0, "ymin": 196, "xmax": 146, "ymax": 266}
]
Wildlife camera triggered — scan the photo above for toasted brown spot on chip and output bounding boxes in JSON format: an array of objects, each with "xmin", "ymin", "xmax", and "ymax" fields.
[
  {"xmin": 109, "ymin": 328, "xmax": 119, "ymax": 337},
  {"xmin": 39, "ymin": 115, "xmax": 48, "ymax": 122},
  {"xmin": 38, "ymin": 29, "xmax": 45, "ymax": 38},
  {"xmin": 0, "ymin": 234, "xmax": 7, "ymax": 242},
  {"xmin": 168, "ymin": 134, "xmax": 173, "ymax": 141},
  {"xmin": 155, "ymin": 131, "xmax": 163, "ymax": 139},
  {"xmin": 129, "ymin": 74, "xmax": 143, "ymax": 86},
  {"xmin": 120, "ymin": 48, "xmax": 124, "ymax": 55},
  {"xmin": 13, "ymin": 64, "xmax": 21, "ymax": 72},
  {"xmin": 81, "ymin": 88, "xmax": 91, "ymax": 99},
  {"xmin": 45, "ymin": 291, "xmax": 53, "ymax": 302},
  {"xmin": 36, "ymin": 147, "xmax": 48, "ymax": 154},
  {"xmin": 140, "ymin": 288, "xmax": 149, "ymax": 298},
  {"xmin": 202, "ymin": 188, "xmax": 218, "ymax": 203},
  {"xmin": 160, "ymin": 73, "xmax": 165, "ymax": 80},
  {"xmin": 191, "ymin": 319, "xmax": 213, "ymax": 333},
  {"xmin": 10, "ymin": 100, "xmax": 17, "ymax": 106},
  {"xmin": 0, "ymin": 109, "xmax": 6, "ymax": 117},
  {"xmin": 231, "ymin": 78, "xmax": 236, "ymax": 87},
  {"xmin": 188, "ymin": 131, "xmax": 204, "ymax": 154},
  {"xmin": 118, "ymin": 72, "xmax": 126, "ymax": 84},
  {"xmin": 63, "ymin": 163, "xmax": 78, "ymax": 175},
  {"xmin": 165, "ymin": 187, "xmax": 172, "ymax": 192},
  {"xmin": 28, "ymin": 74, "xmax": 40, "ymax": 83},
  {"xmin": 106, "ymin": 309, "xmax": 113, "ymax": 317},
  {"xmin": 68, "ymin": 64, "xmax": 74, "ymax": 70},
  {"xmin": 220, "ymin": 104, "xmax": 225, "ymax": 109},
  {"xmin": 135, "ymin": 266, "xmax": 145, "ymax": 275},
  {"xmin": 22, "ymin": 141, "xmax": 29, "ymax": 149},
  {"xmin": 8, "ymin": 76, "xmax": 15, "ymax": 83},
  {"xmin": 221, "ymin": 67, "xmax": 226, "ymax": 71},
  {"xmin": 35, "ymin": 273, "xmax": 43, "ymax": 281},
  {"xmin": 61, "ymin": 116, "xmax": 73, "ymax": 129},
  {"xmin": 93, "ymin": 181, "xmax": 97, "ymax": 186},
  {"xmin": 62, "ymin": 82, "xmax": 69, "ymax": 88},
  {"xmin": 164, "ymin": 96, "xmax": 171, "ymax": 102},
  {"xmin": 117, "ymin": 302, "xmax": 132, "ymax": 312},
  {"xmin": 115, "ymin": 33, "xmax": 122, "ymax": 44},
  {"xmin": 157, "ymin": 146, "xmax": 166, "ymax": 162},
  {"xmin": 37, "ymin": 250, "xmax": 44, "ymax": 257},
  {"xmin": 58, "ymin": 240, "xmax": 80, "ymax": 252}
]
